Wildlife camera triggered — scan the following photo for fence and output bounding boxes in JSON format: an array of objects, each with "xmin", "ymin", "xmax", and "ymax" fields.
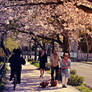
[
  {"xmin": 21, "ymin": 51, "xmax": 92, "ymax": 62},
  {"xmin": 58, "ymin": 52, "xmax": 92, "ymax": 62},
  {"xmin": 77, "ymin": 53, "xmax": 92, "ymax": 61}
]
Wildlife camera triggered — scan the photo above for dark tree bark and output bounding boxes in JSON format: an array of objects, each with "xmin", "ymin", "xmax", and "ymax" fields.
[
  {"xmin": 74, "ymin": 3, "xmax": 92, "ymax": 13},
  {"xmin": 63, "ymin": 34, "xmax": 69, "ymax": 53},
  {"xmin": 52, "ymin": 39, "xmax": 55, "ymax": 53},
  {"xmin": 85, "ymin": 34, "xmax": 89, "ymax": 62},
  {"xmin": 0, "ymin": 32, "xmax": 9, "ymax": 56},
  {"xmin": 34, "ymin": 40, "xmax": 37, "ymax": 61}
]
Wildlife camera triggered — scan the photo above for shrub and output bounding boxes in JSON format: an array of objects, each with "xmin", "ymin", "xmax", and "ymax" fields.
[
  {"xmin": 28, "ymin": 58, "xmax": 33, "ymax": 62},
  {"xmin": 68, "ymin": 74, "xmax": 84, "ymax": 86},
  {"xmin": 70, "ymin": 69, "xmax": 77, "ymax": 75},
  {"xmin": 0, "ymin": 64, "xmax": 6, "ymax": 92},
  {"xmin": 76, "ymin": 85, "xmax": 92, "ymax": 92},
  {"xmin": 58, "ymin": 69, "xmax": 77, "ymax": 81},
  {"xmin": 0, "ymin": 82, "xmax": 5, "ymax": 92}
]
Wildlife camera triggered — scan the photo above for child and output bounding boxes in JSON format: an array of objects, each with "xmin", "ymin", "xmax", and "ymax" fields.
[{"xmin": 60, "ymin": 53, "xmax": 71, "ymax": 88}]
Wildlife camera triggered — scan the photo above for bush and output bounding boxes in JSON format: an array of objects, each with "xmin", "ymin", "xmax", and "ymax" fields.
[
  {"xmin": 0, "ymin": 64, "xmax": 7, "ymax": 92},
  {"xmin": 68, "ymin": 74, "xmax": 84, "ymax": 86},
  {"xmin": 70, "ymin": 69, "xmax": 77, "ymax": 75},
  {"xmin": 28, "ymin": 58, "xmax": 33, "ymax": 62},
  {"xmin": 76, "ymin": 85, "xmax": 92, "ymax": 92},
  {"xmin": 0, "ymin": 82, "xmax": 5, "ymax": 92}
]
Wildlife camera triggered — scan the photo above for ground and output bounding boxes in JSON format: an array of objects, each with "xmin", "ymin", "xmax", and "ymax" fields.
[{"xmin": 3, "ymin": 62, "xmax": 80, "ymax": 92}]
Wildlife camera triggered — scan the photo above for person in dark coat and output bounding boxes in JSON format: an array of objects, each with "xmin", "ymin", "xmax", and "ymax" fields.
[
  {"xmin": 9, "ymin": 48, "xmax": 26, "ymax": 84},
  {"xmin": 39, "ymin": 49, "xmax": 47, "ymax": 77}
]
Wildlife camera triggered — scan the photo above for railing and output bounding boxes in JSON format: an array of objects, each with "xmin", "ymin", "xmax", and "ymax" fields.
[
  {"xmin": 58, "ymin": 52, "xmax": 92, "ymax": 62},
  {"xmin": 77, "ymin": 53, "xmax": 92, "ymax": 61}
]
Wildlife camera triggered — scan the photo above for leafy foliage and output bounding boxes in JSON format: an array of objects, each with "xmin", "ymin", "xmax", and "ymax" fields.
[
  {"xmin": 70, "ymin": 69, "xmax": 77, "ymax": 75},
  {"xmin": 0, "ymin": 0, "xmax": 92, "ymax": 52},
  {"xmin": 76, "ymin": 85, "xmax": 92, "ymax": 92},
  {"xmin": 68, "ymin": 74, "xmax": 84, "ymax": 86},
  {"xmin": 4, "ymin": 38, "xmax": 18, "ymax": 51}
]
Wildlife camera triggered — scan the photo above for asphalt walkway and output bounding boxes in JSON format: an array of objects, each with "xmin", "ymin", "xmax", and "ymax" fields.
[{"xmin": 3, "ymin": 62, "xmax": 80, "ymax": 92}]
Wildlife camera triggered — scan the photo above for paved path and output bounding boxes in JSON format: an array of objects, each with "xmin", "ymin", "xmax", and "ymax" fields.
[
  {"xmin": 71, "ymin": 62, "xmax": 92, "ymax": 88},
  {"xmin": 3, "ymin": 62, "xmax": 80, "ymax": 92}
]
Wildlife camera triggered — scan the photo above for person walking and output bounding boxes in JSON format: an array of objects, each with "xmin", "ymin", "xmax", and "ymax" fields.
[
  {"xmin": 9, "ymin": 48, "xmax": 26, "ymax": 84},
  {"xmin": 60, "ymin": 53, "xmax": 71, "ymax": 88},
  {"xmin": 39, "ymin": 49, "xmax": 47, "ymax": 77},
  {"xmin": 50, "ymin": 49, "xmax": 60, "ymax": 82}
]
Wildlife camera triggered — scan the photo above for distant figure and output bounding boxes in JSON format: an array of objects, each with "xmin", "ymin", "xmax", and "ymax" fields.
[
  {"xmin": 39, "ymin": 49, "xmax": 47, "ymax": 77},
  {"xmin": 9, "ymin": 48, "xmax": 26, "ymax": 84},
  {"xmin": 50, "ymin": 49, "xmax": 60, "ymax": 82},
  {"xmin": 60, "ymin": 53, "xmax": 71, "ymax": 88}
]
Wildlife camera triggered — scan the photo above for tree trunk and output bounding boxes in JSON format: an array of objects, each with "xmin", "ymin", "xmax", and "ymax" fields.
[
  {"xmin": 77, "ymin": 44, "xmax": 79, "ymax": 61},
  {"xmin": 63, "ymin": 35, "xmax": 69, "ymax": 53},
  {"xmin": 52, "ymin": 40, "xmax": 55, "ymax": 53},
  {"xmin": 34, "ymin": 40, "xmax": 37, "ymax": 61},
  {"xmin": 0, "ymin": 32, "xmax": 9, "ymax": 56},
  {"xmin": 85, "ymin": 35, "xmax": 89, "ymax": 62},
  {"xmin": 57, "ymin": 0, "xmax": 62, "ymax": 3}
]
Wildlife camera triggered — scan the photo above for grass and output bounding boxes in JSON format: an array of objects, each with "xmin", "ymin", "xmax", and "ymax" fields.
[
  {"xmin": 29, "ymin": 60, "xmax": 51, "ymax": 73},
  {"xmin": 33, "ymin": 63, "xmax": 39, "ymax": 67},
  {"xmin": 76, "ymin": 84, "xmax": 92, "ymax": 92},
  {"xmin": 46, "ymin": 69, "xmax": 51, "ymax": 74},
  {"xmin": 30, "ymin": 61, "xmax": 39, "ymax": 68}
]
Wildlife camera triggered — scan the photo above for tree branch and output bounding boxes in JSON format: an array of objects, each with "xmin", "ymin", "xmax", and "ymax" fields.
[
  {"xmin": 4, "ymin": 1, "xmax": 63, "ymax": 7},
  {"xmin": 74, "ymin": 3, "xmax": 92, "ymax": 13}
]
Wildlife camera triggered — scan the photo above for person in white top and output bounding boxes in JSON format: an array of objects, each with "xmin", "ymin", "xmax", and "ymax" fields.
[{"xmin": 60, "ymin": 53, "xmax": 71, "ymax": 88}]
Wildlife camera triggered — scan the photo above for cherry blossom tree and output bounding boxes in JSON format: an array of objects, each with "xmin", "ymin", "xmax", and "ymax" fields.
[{"xmin": 0, "ymin": 0, "xmax": 92, "ymax": 55}]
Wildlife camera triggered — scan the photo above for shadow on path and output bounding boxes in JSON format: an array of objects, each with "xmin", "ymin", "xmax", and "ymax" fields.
[
  {"xmin": 4, "ymin": 63, "xmax": 80, "ymax": 92},
  {"xmin": 4, "ymin": 64, "xmax": 62, "ymax": 92}
]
